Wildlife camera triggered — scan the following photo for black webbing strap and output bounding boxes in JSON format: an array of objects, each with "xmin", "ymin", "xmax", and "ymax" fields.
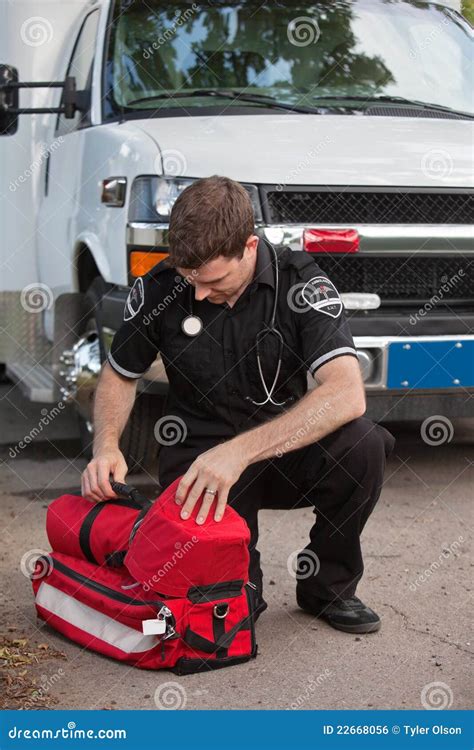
[
  {"xmin": 78, "ymin": 502, "xmax": 105, "ymax": 564},
  {"xmin": 184, "ymin": 616, "xmax": 248, "ymax": 656},
  {"xmin": 78, "ymin": 497, "xmax": 151, "ymax": 566}
]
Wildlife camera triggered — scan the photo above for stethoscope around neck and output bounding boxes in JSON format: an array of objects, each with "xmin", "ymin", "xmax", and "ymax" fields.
[{"xmin": 180, "ymin": 240, "xmax": 293, "ymax": 407}]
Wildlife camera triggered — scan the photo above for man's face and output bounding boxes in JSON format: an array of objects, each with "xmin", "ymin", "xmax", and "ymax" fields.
[{"xmin": 177, "ymin": 235, "xmax": 259, "ymax": 305}]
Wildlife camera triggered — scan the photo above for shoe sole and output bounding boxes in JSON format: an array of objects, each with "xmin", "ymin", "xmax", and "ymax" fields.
[{"xmin": 318, "ymin": 615, "xmax": 381, "ymax": 634}]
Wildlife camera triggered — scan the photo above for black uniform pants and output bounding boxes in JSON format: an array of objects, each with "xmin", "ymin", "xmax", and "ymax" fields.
[{"xmin": 160, "ymin": 416, "xmax": 396, "ymax": 603}]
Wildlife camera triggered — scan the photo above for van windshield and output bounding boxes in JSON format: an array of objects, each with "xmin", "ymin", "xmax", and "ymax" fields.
[{"xmin": 104, "ymin": 0, "xmax": 474, "ymax": 118}]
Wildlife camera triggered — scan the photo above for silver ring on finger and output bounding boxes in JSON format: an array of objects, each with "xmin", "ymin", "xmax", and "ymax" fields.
[{"xmin": 204, "ymin": 488, "xmax": 218, "ymax": 496}]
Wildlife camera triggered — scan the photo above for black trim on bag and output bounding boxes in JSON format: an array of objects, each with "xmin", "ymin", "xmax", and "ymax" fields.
[
  {"xmin": 213, "ymin": 609, "xmax": 227, "ymax": 660},
  {"xmin": 172, "ymin": 653, "xmax": 256, "ymax": 675},
  {"xmin": 245, "ymin": 583, "xmax": 258, "ymax": 656},
  {"xmin": 187, "ymin": 580, "xmax": 244, "ymax": 603},
  {"xmin": 78, "ymin": 498, "xmax": 148, "ymax": 566}
]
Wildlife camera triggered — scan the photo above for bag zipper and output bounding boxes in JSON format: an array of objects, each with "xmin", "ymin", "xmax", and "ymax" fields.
[
  {"xmin": 48, "ymin": 557, "xmax": 175, "ymax": 627},
  {"xmin": 187, "ymin": 579, "xmax": 244, "ymax": 603}
]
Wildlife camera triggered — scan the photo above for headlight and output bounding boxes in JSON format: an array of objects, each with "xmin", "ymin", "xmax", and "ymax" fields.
[
  {"xmin": 129, "ymin": 177, "xmax": 193, "ymax": 222},
  {"xmin": 129, "ymin": 177, "xmax": 262, "ymax": 223}
]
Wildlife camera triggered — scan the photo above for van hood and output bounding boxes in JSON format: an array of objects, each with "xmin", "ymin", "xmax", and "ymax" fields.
[{"xmin": 132, "ymin": 113, "xmax": 473, "ymax": 189}]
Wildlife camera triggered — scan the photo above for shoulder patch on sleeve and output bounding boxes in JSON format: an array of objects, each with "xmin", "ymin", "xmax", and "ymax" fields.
[
  {"xmin": 124, "ymin": 277, "xmax": 145, "ymax": 321},
  {"xmin": 302, "ymin": 276, "xmax": 343, "ymax": 319}
]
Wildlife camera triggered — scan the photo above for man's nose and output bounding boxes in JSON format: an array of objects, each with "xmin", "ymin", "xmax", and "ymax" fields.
[{"xmin": 194, "ymin": 285, "xmax": 211, "ymax": 302}]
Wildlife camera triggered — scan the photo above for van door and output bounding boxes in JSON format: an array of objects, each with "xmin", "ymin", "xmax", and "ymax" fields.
[{"xmin": 37, "ymin": 8, "xmax": 100, "ymax": 327}]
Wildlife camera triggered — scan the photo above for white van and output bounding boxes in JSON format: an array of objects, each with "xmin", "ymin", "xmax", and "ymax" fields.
[{"xmin": 1, "ymin": 0, "xmax": 473, "ymax": 468}]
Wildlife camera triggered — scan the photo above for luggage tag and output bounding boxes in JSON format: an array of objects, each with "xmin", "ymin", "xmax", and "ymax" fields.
[
  {"xmin": 142, "ymin": 618, "xmax": 167, "ymax": 636},
  {"xmin": 142, "ymin": 604, "xmax": 174, "ymax": 636}
]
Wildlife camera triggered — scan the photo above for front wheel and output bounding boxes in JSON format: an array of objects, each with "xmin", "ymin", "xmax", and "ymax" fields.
[{"xmin": 77, "ymin": 391, "xmax": 164, "ymax": 474}]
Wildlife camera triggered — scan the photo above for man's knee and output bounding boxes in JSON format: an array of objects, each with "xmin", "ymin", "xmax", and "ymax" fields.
[{"xmin": 325, "ymin": 416, "xmax": 394, "ymax": 478}]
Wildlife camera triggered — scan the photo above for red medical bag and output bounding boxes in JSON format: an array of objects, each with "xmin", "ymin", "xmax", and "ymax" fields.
[
  {"xmin": 33, "ymin": 480, "xmax": 257, "ymax": 674},
  {"xmin": 46, "ymin": 484, "xmax": 151, "ymax": 568},
  {"xmin": 125, "ymin": 477, "xmax": 251, "ymax": 596}
]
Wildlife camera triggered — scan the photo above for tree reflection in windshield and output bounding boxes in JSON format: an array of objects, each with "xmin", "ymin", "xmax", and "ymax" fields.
[{"xmin": 104, "ymin": 0, "xmax": 472, "ymax": 116}]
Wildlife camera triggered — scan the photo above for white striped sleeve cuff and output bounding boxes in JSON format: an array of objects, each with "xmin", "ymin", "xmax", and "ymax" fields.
[
  {"xmin": 107, "ymin": 351, "xmax": 145, "ymax": 379},
  {"xmin": 308, "ymin": 347, "xmax": 358, "ymax": 376}
]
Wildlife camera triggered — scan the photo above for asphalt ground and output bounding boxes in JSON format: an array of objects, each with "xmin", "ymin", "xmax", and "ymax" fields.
[{"xmin": 0, "ymin": 381, "xmax": 472, "ymax": 710}]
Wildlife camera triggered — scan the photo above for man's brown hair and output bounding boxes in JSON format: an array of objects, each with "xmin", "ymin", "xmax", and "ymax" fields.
[{"xmin": 167, "ymin": 175, "xmax": 254, "ymax": 269}]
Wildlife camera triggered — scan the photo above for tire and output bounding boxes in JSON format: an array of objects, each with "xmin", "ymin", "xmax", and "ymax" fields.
[
  {"xmin": 76, "ymin": 278, "xmax": 165, "ymax": 473},
  {"xmin": 119, "ymin": 392, "xmax": 164, "ymax": 474}
]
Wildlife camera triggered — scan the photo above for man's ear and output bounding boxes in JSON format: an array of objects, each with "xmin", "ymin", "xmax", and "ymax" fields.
[{"xmin": 244, "ymin": 234, "xmax": 260, "ymax": 254}]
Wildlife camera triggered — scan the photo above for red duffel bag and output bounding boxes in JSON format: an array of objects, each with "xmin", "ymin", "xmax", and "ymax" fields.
[
  {"xmin": 32, "ymin": 550, "xmax": 257, "ymax": 673},
  {"xmin": 46, "ymin": 482, "xmax": 152, "ymax": 568},
  {"xmin": 124, "ymin": 477, "xmax": 251, "ymax": 597}
]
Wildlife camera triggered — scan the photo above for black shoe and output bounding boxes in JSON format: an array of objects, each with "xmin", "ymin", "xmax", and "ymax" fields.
[{"xmin": 296, "ymin": 591, "xmax": 381, "ymax": 634}]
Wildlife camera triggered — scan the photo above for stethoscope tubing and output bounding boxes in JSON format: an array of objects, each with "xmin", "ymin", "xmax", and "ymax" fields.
[{"xmin": 183, "ymin": 240, "xmax": 291, "ymax": 407}]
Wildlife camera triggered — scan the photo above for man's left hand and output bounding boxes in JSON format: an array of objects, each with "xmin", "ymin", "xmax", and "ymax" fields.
[{"xmin": 175, "ymin": 441, "xmax": 249, "ymax": 524}]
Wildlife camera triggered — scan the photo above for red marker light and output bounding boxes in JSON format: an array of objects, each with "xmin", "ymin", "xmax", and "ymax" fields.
[{"xmin": 303, "ymin": 228, "xmax": 359, "ymax": 253}]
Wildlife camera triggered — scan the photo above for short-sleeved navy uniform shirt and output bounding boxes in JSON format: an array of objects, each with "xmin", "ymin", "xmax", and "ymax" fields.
[{"xmin": 108, "ymin": 238, "xmax": 358, "ymax": 479}]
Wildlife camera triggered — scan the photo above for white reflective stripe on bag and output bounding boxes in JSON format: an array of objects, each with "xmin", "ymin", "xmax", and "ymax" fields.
[{"xmin": 36, "ymin": 582, "xmax": 158, "ymax": 654}]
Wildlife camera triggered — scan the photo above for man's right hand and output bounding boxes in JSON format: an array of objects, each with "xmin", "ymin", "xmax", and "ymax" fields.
[{"xmin": 81, "ymin": 449, "xmax": 128, "ymax": 503}]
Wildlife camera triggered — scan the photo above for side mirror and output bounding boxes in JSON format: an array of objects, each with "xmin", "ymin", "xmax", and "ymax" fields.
[
  {"xmin": 0, "ymin": 68, "xmax": 87, "ymax": 136},
  {"xmin": 0, "ymin": 65, "xmax": 19, "ymax": 135}
]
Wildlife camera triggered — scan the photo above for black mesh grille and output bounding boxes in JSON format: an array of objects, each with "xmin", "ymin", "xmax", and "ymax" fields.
[
  {"xmin": 264, "ymin": 190, "xmax": 474, "ymax": 224},
  {"xmin": 314, "ymin": 255, "xmax": 474, "ymax": 302}
]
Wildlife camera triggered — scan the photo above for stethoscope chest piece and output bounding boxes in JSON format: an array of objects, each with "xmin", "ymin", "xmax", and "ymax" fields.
[{"xmin": 181, "ymin": 314, "xmax": 203, "ymax": 337}]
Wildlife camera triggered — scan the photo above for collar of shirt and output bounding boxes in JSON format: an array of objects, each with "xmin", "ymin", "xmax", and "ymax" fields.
[{"xmin": 251, "ymin": 237, "xmax": 275, "ymax": 291}]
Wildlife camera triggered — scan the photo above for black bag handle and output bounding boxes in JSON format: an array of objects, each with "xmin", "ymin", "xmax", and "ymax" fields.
[{"xmin": 109, "ymin": 479, "xmax": 153, "ymax": 509}]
